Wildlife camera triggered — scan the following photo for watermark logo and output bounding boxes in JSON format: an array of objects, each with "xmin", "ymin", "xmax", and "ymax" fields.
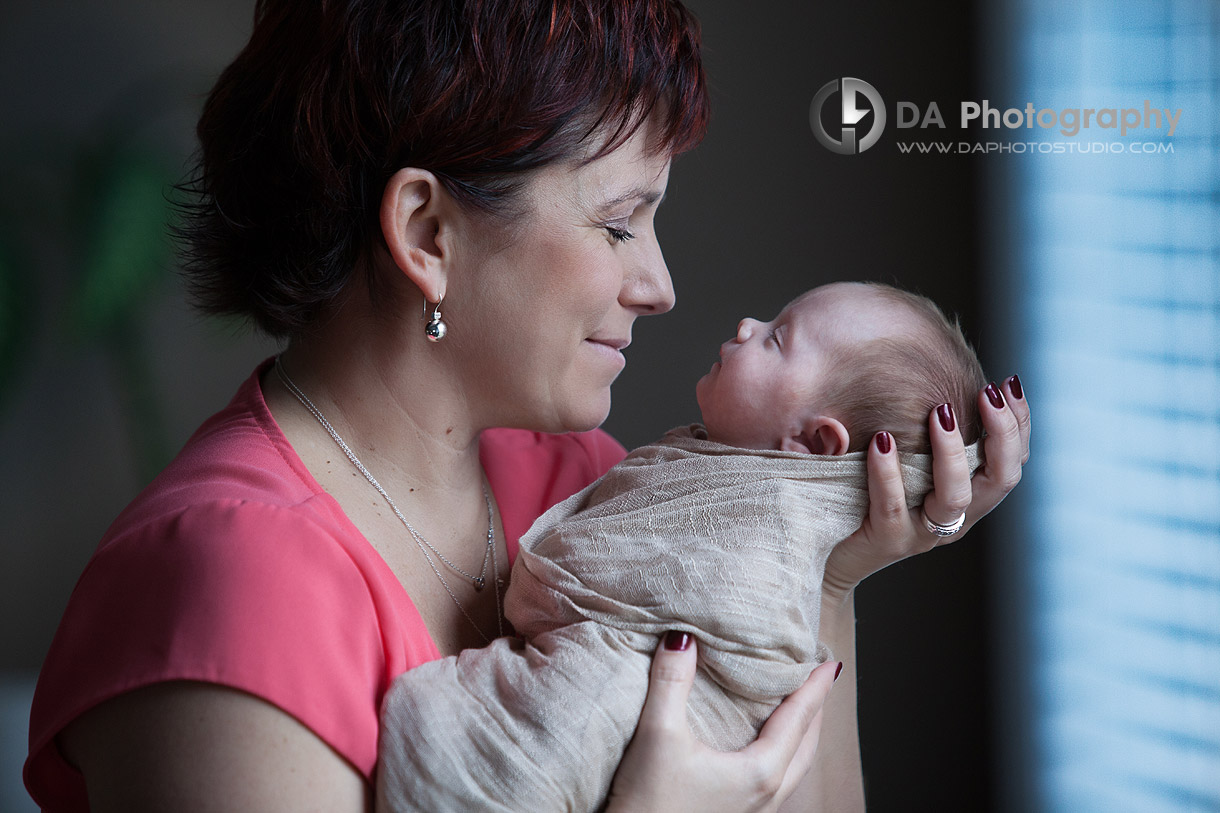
[
  {"xmin": 810, "ymin": 77, "xmax": 887, "ymax": 155},
  {"xmin": 811, "ymin": 77, "xmax": 1180, "ymax": 157}
]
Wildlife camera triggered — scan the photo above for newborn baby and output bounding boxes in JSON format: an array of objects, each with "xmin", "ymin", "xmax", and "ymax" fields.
[{"xmin": 378, "ymin": 282, "xmax": 987, "ymax": 812}]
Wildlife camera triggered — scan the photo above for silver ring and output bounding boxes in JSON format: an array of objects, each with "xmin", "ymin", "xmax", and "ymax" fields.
[{"xmin": 922, "ymin": 509, "xmax": 965, "ymax": 537}]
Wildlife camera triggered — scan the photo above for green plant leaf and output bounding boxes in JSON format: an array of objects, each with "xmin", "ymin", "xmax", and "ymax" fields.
[{"xmin": 70, "ymin": 154, "xmax": 175, "ymax": 338}]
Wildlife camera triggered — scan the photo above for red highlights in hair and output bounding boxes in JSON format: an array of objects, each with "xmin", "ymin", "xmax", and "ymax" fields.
[{"xmin": 179, "ymin": 0, "xmax": 710, "ymax": 338}]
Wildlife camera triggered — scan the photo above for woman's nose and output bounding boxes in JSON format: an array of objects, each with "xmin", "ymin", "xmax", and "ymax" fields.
[{"xmin": 621, "ymin": 238, "xmax": 675, "ymax": 316}]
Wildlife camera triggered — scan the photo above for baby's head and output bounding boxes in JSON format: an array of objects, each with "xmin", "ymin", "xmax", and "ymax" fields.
[{"xmin": 695, "ymin": 282, "xmax": 985, "ymax": 455}]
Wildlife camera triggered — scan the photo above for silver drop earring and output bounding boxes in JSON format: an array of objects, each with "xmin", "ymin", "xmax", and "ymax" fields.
[{"xmin": 424, "ymin": 296, "xmax": 447, "ymax": 342}]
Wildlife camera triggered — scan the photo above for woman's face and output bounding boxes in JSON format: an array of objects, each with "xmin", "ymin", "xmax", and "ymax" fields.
[{"xmin": 446, "ymin": 123, "xmax": 674, "ymax": 433}]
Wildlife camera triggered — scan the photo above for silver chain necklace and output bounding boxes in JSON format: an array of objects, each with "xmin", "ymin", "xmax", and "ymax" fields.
[{"xmin": 274, "ymin": 356, "xmax": 504, "ymax": 644}]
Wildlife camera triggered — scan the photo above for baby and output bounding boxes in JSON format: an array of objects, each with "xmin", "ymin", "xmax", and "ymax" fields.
[
  {"xmin": 377, "ymin": 282, "xmax": 986, "ymax": 812},
  {"xmin": 696, "ymin": 281, "xmax": 985, "ymax": 455}
]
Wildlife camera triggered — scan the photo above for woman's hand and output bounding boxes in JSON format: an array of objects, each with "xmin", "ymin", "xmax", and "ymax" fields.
[
  {"xmin": 822, "ymin": 376, "xmax": 1031, "ymax": 603},
  {"xmin": 606, "ymin": 633, "xmax": 841, "ymax": 813}
]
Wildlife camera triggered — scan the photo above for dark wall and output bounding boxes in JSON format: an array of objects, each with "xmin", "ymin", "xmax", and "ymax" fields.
[
  {"xmin": 601, "ymin": 2, "xmax": 994, "ymax": 809},
  {"xmin": 0, "ymin": 1, "xmax": 270, "ymax": 674}
]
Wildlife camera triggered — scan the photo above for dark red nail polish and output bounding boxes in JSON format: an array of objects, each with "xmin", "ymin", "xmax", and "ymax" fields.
[
  {"xmin": 875, "ymin": 431, "xmax": 892, "ymax": 455},
  {"xmin": 664, "ymin": 631, "xmax": 691, "ymax": 651},
  {"xmin": 986, "ymin": 382, "xmax": 1005, "ymax": 409},
  {"xmin": 937, "ymin": 403, "xmax": 956, "ymax": 433},
  {"xmin": 834, "ymin": 662, "xmax": 844, "ymax": 682},
  {"xmin": 1008, "ymin": 374, "xmax": 1024, "ymax": 400}
]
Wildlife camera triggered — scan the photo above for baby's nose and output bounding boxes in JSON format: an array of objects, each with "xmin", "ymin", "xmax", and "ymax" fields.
[{"xmin": 736, "ymin": 318, "xmax": 758, "ymax": 342}]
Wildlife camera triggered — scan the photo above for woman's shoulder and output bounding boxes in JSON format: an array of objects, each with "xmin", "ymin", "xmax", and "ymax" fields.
[
  {"xmin": 24, "ymin": 362, "xmax": 437, "ymax": 808},
  {"xmin": 78, "ymin": 360, "xmax": 394, "ymax": 611},
  {"xmin": 106, "ymin": 359, "xmax": 322, "ymax": 535},
  {"xmin": 27, "ymin": 489, "xmax": 434, "ymax": 806}
]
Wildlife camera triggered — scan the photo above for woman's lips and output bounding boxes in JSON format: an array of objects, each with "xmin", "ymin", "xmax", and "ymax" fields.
[
  {"xmin": 585, "ymin": 337, "xmax": 629, "ymax": 367},
  {"xmin": 588, "ymin": 337, "xmax": 630, "ymax": 351}
]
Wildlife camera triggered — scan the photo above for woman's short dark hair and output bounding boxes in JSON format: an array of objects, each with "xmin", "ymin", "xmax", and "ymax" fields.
[{"xmin": 178, "ymin": 0, "xmax": 710, "ymax": 338}]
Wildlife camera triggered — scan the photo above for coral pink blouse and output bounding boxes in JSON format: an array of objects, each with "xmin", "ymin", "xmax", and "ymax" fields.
[{"xmin": 24, "ymin": 359, "xmax": 626, "ymax": 811}]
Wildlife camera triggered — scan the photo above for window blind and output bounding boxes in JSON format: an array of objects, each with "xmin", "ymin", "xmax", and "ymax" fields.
[{"xmin": 1005, "ymin": 0, "xmax": 1220, "ymax": 810}]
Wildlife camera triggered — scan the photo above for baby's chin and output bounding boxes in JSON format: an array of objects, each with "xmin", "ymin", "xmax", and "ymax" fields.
[
  {"xmin": 697, "ymin": 415, "xmax": 767, "ymax": 451},
  {"xmin": 693, "ymin": 377, "xmax": 711, "ymax": 418}
]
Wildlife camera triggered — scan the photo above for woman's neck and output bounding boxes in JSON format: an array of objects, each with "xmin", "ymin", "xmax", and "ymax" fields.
[
  {"xmin": 264, "ymin": 303, "xmax": 510, "ymax": 654},
  {"xmin": 270, "ymin": 304, "xmax": 487, "ymax": 501}
]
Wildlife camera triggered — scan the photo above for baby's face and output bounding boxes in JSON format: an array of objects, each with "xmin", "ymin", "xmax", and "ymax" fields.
[{"xmin": 695, "ymin": 282, "xmax": 903, "ymax": 450}]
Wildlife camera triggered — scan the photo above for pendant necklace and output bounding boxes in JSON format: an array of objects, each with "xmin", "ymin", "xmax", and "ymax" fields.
[{"xmin": 275, "ymin": 356, "xmax": 505, "ymax": 644}]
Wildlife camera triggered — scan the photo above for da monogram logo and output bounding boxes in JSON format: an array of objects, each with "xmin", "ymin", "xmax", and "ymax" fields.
[{"xmin": 810, "ymin": 78, "xmax": 887, "ymax": 155}]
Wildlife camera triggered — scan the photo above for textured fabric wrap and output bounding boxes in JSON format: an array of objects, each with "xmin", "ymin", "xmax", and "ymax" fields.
[{"xmin": 378, "ymin": 426, "xmax": 983, "ymax": 812}]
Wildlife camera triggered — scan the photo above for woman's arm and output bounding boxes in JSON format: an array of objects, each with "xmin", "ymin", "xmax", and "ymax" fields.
[
  {"xmin": 779, "ymin": 591, "xmax": 862, "ymax": 813},
  {"xmin": 58, "ymin": 682, "xmax": 370, "ymax": 813},
  {"xmin": 793, "ymin": 376, "xmax": 1032, "ymax": 812}
]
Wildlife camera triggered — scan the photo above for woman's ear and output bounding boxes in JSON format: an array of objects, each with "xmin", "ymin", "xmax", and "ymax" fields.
[
  {"xmin": 380, "ymin": 167, "xmax": 450, "ymax": 303},
  {"xmin": 781, "ymin": 416, "xmax": 851, "ymax": 456}
]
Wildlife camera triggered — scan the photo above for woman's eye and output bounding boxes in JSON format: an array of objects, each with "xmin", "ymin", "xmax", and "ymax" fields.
[{"xmin": 605, "ymin": 226, "xmax": 635, "ymax": 244}]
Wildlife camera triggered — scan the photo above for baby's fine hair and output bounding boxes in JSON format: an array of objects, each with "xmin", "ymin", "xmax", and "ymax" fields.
[{"xmin": 822, "ymin": 283, "xmax": 986, "ymax": 454}]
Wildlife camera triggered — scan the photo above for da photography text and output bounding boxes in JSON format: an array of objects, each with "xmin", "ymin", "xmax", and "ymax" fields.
[{"xmin": 811, "ymin": 77, "xmax": 1182, "ymax": 156}]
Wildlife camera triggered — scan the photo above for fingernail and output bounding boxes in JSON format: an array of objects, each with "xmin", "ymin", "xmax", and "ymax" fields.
[
  {"xmin": 874, "ymin": 431, "xmax": 892, "ymax": 455},
  {"xmin": 985, "ymin": 382, "xmax": 1005, "ymax": 409},
  {"xmin": 664, "ymin": 631, "xmax": 691, "ymax": 651},
  {"xmin": 937, "ymin": 403, "xmax": 956, "ymax": 432},
  {"xmin": 834, "ymin": 661, "xmax": 844, "ymax": 682},
  {"xmin": 1007, "ymin": 374, "xmax": 1024, "ymax": 400}
]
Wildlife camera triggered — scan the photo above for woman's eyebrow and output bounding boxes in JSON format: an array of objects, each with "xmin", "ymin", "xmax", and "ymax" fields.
[{"xmin": 600, "ymin": 186, "xmax": 667, "ymax": 210}]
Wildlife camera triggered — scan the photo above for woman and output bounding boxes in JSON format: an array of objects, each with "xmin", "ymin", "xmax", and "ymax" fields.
[{"xmin": 25, "ymin": 1, "xmax": 1031, "ymax": 810}]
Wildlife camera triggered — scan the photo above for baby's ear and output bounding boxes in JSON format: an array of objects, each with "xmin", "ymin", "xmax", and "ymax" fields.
[{"xmin": 781, "ymin": 416, "xmax": 850, "ymax": 456}]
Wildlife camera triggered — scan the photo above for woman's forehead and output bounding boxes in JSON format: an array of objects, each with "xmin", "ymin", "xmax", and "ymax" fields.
[{"xmin": 572, "ymin": 136, "xmax": 672, "ymax": 205}]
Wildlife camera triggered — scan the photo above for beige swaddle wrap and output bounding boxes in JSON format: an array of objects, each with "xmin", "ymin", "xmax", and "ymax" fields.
[{"xmin": 378, "ymin": 426, "xmax": 982, "ymax": 812}]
